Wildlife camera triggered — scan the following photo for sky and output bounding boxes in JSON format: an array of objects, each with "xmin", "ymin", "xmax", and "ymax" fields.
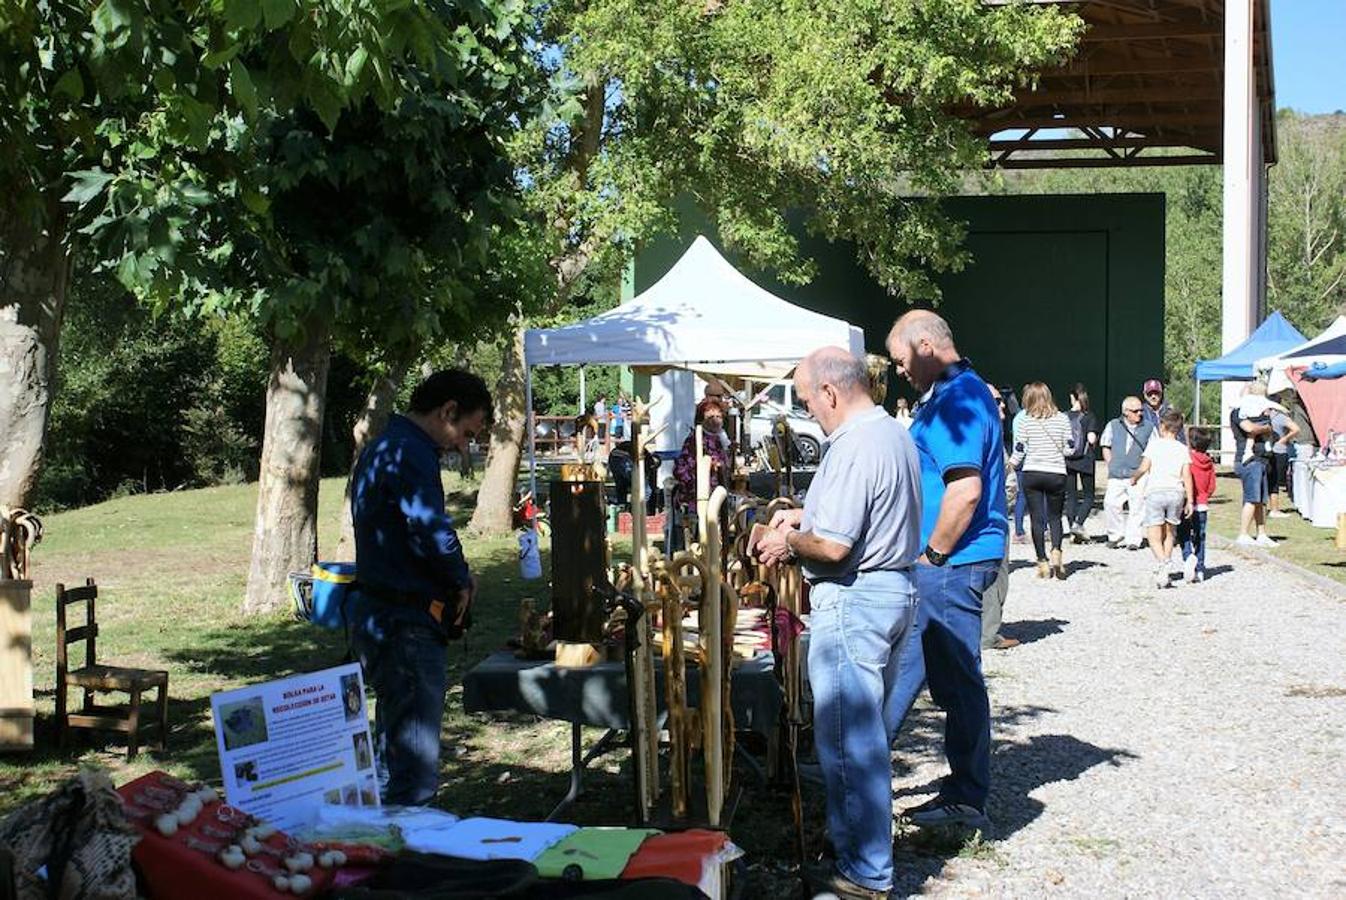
[{"xmin": 1271, "ymin": 0, "xmax": 1346, "ymax": 114}]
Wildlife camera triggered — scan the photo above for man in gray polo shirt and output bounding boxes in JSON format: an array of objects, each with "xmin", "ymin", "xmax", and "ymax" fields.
[
  {"xmin": 756, "ymin": 346, "xmax": 922, "ymax": 900},
  {"xmin": 1101, "ymin": 395, "xmax": 1154, "ymax": 549}
]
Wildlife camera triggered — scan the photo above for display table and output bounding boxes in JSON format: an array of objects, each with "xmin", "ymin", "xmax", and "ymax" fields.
[
  {"xmin": 1295, "ymin": 461, "xmax": 1346, "ymax": 528},
  {"xmin": 463, "ymin": 651, "xmax": 782, "ymax": 819}
]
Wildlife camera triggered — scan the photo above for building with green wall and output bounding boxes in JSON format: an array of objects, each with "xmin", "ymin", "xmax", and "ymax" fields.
[{"xmin": 633, "ymin": 193, "xmax": 1165, "ymax": 418}]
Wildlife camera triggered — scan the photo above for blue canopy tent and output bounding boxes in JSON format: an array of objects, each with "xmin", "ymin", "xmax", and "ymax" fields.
[{"xmin": 1192, "ymin": 311, "xmax": 1306, "ymax": 422}]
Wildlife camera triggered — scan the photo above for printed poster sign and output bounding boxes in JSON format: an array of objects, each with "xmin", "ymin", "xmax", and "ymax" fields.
[{"xmin": 211, "ymin": 663, "xmax": 378, "ymax": 830}]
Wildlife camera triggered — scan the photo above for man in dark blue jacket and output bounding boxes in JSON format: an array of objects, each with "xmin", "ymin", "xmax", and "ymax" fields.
[{"xmin": 349, "ymin": 369, "xmax": 491, "ymax": 805}]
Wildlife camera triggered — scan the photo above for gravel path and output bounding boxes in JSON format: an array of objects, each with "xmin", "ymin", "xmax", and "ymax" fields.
[{"xmin": 886, "ymin": 523, "xmax": 1346, "ymax": 898}]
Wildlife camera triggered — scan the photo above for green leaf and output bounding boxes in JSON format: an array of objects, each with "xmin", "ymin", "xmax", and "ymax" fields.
[
  {"xmin": 262, "ymin": 0, "xmax": 296, "ymax": 29},
  {"xmin": 53, "ymin": 69, "xmax": 85, "ymax": 100},
  {"xmin": 344, "ymin": 47, "xmax": 369, "ymax": 88},
  {"xmin": 230, "ymin": 58, "xmax": 258, "ymax": 118},
  {"xmin": 62, "ymin": 169, "xmax": 115, "ymax": 205},
  {"xmin": 223, "ymin": 0, "xmax": 263, "ymax": 31},
  {"xmin": 305, "ymin": 76, "xmax": 345, "ymax": 133},
  {"xmin": 203, "ymin": 44, "xmax": 241, "ymax": 69},
  {"xmin": 241, "ymin": 188, "xmax": 270, "ymax": 215},
  {"xmin": 91, "ymin": 0, "xmax": 132, "ymax": 36}
]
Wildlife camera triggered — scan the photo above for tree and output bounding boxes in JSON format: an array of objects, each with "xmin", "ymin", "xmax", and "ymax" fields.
[
  {"xmin": 1267, "ymin": 111, "xmax": 1346, "ymax": 331},
  {"xmin": 0, "ymin": 0, "xmax": 179, "ymax": 510},
  {"xmin": 55, "ymin": 1, "xmax": 539, "ymax": 613},
  {"xmin": 468, "ymin": 0, "xmax": 1084, "ymax": 532}
]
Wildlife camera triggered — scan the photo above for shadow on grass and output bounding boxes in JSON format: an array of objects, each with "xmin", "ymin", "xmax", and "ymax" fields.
[{"xmin": 999, "ymin": 618, "xmax": 1068, "ymax": 646}]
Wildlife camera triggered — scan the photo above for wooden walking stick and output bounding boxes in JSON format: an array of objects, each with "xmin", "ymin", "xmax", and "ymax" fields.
[
  {"xmin": 701, "ymin": 485, "xmax": 730, "ymax": 826},
  {"xmin": 627, "ymin": 399, "xmax": 662, "ymax": 823},
  {"xmin": 654, "ymin": 552, "xmax": 707, "ymax": 821}
]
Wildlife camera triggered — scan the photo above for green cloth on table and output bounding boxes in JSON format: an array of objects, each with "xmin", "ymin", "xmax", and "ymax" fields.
[{"xmin": 533, "ymin": 828, "xmax": 661, "ymax": 881}]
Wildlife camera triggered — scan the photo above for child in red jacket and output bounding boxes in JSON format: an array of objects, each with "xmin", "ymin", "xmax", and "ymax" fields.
[{"xmin": 1179, "ymin": 428, "xmax": 1217, "ymax": 583}]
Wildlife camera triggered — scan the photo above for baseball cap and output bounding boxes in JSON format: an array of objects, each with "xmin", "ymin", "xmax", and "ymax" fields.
[{"xmin": 1143, "ymin": 378, "xmax": 1163, "ymax": 394}]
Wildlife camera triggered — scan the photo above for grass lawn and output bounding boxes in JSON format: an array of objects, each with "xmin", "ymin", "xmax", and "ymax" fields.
[
  {"xmin": 1204, "ymin": 469, "xmax": 1346, "ymax": 586},
  {"xmin": 1, "ymin": 474, "xmax": 815, "ymax": 888}
]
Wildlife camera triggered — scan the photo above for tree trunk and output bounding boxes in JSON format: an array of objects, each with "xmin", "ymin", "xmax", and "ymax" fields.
[
  {"xmin": 469, "ymin": 325, "xmax": 527, "ymax": 535},
  {"xmin": 243, "ymin": 322, "xmax": 332, "ymax": 615},
  {"xmin": 331, "ymin": 360, "xmax": 410, "ymax": 561},
  {"xmin": 0, "ymin": 202, "xmax": 71, "ymax": 511}
]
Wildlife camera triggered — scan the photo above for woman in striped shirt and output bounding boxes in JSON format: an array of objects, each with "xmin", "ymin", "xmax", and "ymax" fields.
[{"xmin": 1012, "ymin": 382, "xmax": 1073, "ymax": 579}]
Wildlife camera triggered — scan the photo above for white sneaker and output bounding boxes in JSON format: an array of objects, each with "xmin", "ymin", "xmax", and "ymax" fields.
[
  {"xmin": 1183, "ymin": 554, "xmax": 1198, "ymax": 583},
  {"xmin": 1195, "ymin": 569, "xmax": 1205, "ymax": 582},
  {"xmin": 1255, "ymin": 534, "xmax": 1276, "ymax": 547},
  {"xmin": 1236, "ymin": 534, "xmax": 1258, "ymax": 547},
  {"xmin": 1154, "ymin": 566, "xmax": 1169, "ymax": 589},
  {"xmin": 1268, "ymin": 510, "xmax": 1290, "ymax": 519}
]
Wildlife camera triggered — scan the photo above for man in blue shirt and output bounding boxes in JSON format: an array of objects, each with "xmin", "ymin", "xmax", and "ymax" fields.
[
  {"xmin": 885, "ymin": 310, "xmax": 1006, "ymax": 829},
  {"xmin": 349, "ymin": 369, "xmax": 491, "ymax": 805}
]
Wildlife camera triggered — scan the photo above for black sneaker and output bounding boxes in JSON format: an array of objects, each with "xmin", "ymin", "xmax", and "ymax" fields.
[
  {"xmin": 901, "ymin": 796, "xmax": 990, "ymax": 829},
  {"xmin": 803, "ymin": 862, "xmax": 890, "ymax": 900}
]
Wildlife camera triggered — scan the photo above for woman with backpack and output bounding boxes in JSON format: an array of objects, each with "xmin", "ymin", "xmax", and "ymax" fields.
[
  {"xmin": 1064, "ymin": 384, "xmax": 1099, "ymax": 543},
  {"xmin": 1012, "ymin": 381, "xmax": 1073, "ymax": 579}
]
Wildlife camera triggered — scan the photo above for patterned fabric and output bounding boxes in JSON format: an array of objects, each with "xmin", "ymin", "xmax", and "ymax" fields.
[
  {"xmin": 0, "ymin": 769, "xmax": 139, "ymax": 900},
  {"xmin": 672, "ymin": 429, "xmax": 729, "ymax": 514}
]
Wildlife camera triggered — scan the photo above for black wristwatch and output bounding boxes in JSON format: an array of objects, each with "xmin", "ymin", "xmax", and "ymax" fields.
[{"xmin": 923, "ymin": 545, "xmax": 950, "ymax": 567}]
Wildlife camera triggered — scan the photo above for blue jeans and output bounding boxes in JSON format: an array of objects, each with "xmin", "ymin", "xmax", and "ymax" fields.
[
  {"xmin": 349, "ymin": 610, "xmax": 449, "ymax": 805},
  {"xmin": 808, "ymin": 570, "xmax": 917, "ymax": 892},
  {"xmin": 1178, "ymin": 510, "xmax": 1207, "ymax": 572},
  {"xmin": 1013, "ymin": 464, "xmax": 1028, "ymax": 536},
  {"xmin": 890, "ymin": 561, "xmax": 998, "ymax": 811}
]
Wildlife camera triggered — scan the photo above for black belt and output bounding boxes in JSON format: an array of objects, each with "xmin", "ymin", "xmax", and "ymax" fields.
[{"xmin": 356, "ymin": 582, "xmax": 436, "ymax": 608}]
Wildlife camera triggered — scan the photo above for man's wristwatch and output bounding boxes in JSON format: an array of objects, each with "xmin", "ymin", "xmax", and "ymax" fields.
[{"xmin": 923, "ymin": 545, "xmax": 950, "ymax": 567}]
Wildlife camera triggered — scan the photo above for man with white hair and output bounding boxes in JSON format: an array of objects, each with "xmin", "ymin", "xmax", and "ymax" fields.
[
  {"xmin": 756, "ymin": 345, "xmax": 922, "ymax": 900},
  {"xmin": 885, "ymin": 309, "xmax": 1005, "ymax": 831}
]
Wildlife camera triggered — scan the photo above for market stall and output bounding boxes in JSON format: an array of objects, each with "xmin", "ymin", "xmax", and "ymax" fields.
[
  {"xmin": 522, "ymin": 235, "xmax": 865, "ymax": 494},
  {"xmin": 1255, "ymin": 314, "xmax": 1346, "ymax": 397},
  {"xmin": 1192, "ymin": 310, "xmax": 1306, "ymax": 422}
]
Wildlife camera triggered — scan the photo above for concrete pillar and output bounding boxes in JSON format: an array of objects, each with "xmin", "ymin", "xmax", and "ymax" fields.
[{"xmin": 1220, "ymin": 0, "xmax": 1259, "ymax": 462}]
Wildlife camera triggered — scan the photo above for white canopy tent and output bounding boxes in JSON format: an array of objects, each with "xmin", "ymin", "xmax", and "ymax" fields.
[
  {"xmin": 522, "ymin": 235, "xmax": 866, "ymax": 492},
  {"xmin": 1256, "ymin": 315, "xmax": 1346, "ymax": 396}
]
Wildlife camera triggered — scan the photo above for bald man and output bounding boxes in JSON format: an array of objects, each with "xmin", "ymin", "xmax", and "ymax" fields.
[
  {"xmin": 756, "ymin": 346, "xmax": 922, "ymax": 900},
  {"xmin": 885, "ymin": 310, "xmax": 1005, "ymax": 831}
]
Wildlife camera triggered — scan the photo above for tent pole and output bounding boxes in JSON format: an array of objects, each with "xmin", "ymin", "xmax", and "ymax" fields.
[
  {"xmin": 1194, "ymin": 374, "xmax": 1200, "ymax": 426},
  {"xmin": 579, "ymin": 366, "xmax": 587, "ymax": 416},
  {"xmin": 526, "ymin": 362, "xmax": 537, "ymax": 501}
]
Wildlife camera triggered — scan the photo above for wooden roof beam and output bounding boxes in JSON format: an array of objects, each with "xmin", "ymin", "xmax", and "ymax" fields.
[
  {"xmin": 988, "ymin": 133, "xmax": 1220, "ymax": 152},
  {"xmin": 975, "ymin": 110, "xmax": 1221, "ymax": 132},
  {"xmin": 1083, "ymin": 21, "xmax": 1224, "ymax": 42},
  {"xmin": 1059, "ymin": 56, "xmax": 1221, "ymax": 76},
  {"xmin": 953, "ymin": 84, "xmax": 1223, "ymax": 111},
  {"xmin": 989, "ymin": 153, "xmax": 1220, "ymax": 170}
]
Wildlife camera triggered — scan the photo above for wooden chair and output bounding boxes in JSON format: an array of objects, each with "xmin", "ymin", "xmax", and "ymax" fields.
[{"xmin": 55, "ymin": 578, "xmax": 169, "ymax": 759}]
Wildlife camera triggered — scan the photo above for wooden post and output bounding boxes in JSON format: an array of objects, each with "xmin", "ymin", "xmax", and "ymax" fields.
[
  {"xmin": 0, "ymin": 579, "xmax": 33, "ymax": 750},
  {"xmin": 702, "ymin": 485, "xmax": 729, "ymax": 826}
]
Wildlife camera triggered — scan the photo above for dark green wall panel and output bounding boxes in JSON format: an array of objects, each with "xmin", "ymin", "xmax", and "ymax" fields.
[{"xmin": 636, "ymin": 193, "xmax": 1165, "ymax": 418}]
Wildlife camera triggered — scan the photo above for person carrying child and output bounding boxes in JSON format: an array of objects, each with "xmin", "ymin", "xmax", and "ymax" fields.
[
  {"xmin": 1178, "ymin": 428, "xmax": 1217, "ymax": 584},
  {"xmin": 1130, "ymin": 408, "xmax": 1194, "ymax": 590}
]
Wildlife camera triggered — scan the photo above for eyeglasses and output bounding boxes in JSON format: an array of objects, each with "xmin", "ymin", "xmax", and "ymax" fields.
[{"xmin": 1124, "ymin": 408, "xmax": 1143, "ymax": 414}]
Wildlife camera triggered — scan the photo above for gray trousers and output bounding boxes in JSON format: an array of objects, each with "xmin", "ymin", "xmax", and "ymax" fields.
[{"xmin": 980, "ymin": 544, "xmax": 1011, "ymax": 649}]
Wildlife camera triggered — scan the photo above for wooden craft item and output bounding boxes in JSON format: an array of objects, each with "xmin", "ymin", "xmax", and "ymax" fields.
[
  {"xmin": 701, "ymin": 485, "xmax": 730, "ymax": 827},
  {"xmin": 550, "ymin": 480, "xmax": 608, "ymax": 643},
  {"xmin": 628, "ymin": 401, "xmax": 661, "ymax": 821}
]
